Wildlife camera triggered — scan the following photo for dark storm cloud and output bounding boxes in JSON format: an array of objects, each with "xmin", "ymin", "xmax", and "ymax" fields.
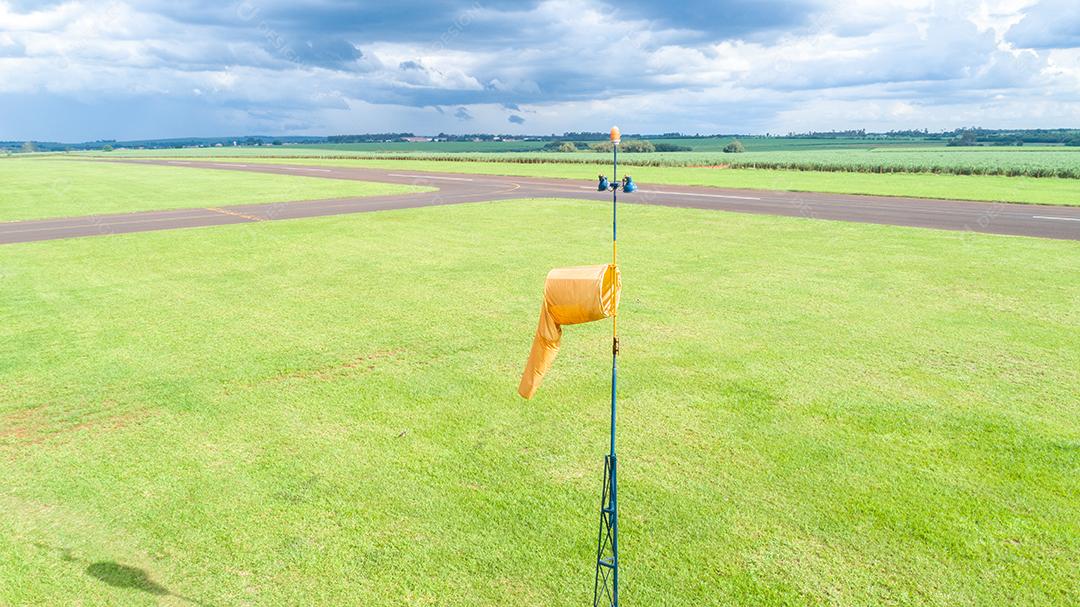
[
  {"xmin": 288, "ymin": 38, "xmax": 363, "ymax": 69},
  {"xmin": 151, "ymin": 0, "xmax": 821, "ymax": 55},
  {"xmin": 1005, "ymin": 0, "xmax": 1080, "ymax": 49},
  {"xmin": 618, "ymin": 0, "xmax": 822, "ymax": 38},
  {"xmin": 152, "ymin": 0, "xmax": 522, "ymax": 41},
  {"xmin": 1, "ymin": 0, "xmax": 1077, "ymax": 140}
]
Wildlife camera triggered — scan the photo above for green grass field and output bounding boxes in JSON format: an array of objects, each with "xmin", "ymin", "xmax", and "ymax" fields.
[
  {"xmin": 646, "ymin": 136, "xmax": 948, "ymax": 152},
  {"xmin": 295, "ymin": 136, "xmax": 945, "ymax": 153},
  {"xmin": 157, "ymin": 156, "xmax": 1080, "ymax": 206},
  {"xmin": 51, "ymin": 136, "xmax": 944, "ymax": 157},
  {"xmin": 2, "ymin": 197, "xmax": 1077, "ymax": 605},
  {"xmin": 0, "ymin": 158, "xmax": 431, "ymax": 222},
  {"xmin": 79, "ymin": 140, "xmax": 1080, "ymax": 178},
  {"xmin": 303, "ymin": 140, "xmax": 551, "ymax": 153},
  {"xmin": 697, "ymin": 148, "xmax": 1080, "ymax": 178},
  {"xmin": 293, "ymin": 146, "xmax": 1079, "ymax": 179}
]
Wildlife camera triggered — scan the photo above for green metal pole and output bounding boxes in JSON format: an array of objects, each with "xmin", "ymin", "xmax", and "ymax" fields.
[
  {"xmin": 595, "ymin": 141, "xmax": 620, "ymax": 607},
  {"xmin": 609, "ymin": 140, "xmax": 619, "ymax": 606}
]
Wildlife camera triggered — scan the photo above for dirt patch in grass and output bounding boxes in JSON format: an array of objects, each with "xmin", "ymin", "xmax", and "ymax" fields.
[
  {"xmin": 263, "ymin": 350, "xmax": 404, "ymax": 384},
  {"xmin": 0, "ymin": 402, "xmax": 152, "ymax": 447}
]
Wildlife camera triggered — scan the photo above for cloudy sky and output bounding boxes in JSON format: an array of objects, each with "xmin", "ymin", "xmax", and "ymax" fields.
[{"xmin": 0, "ymin": 0, "xmax": 1077, "ymax": 141}]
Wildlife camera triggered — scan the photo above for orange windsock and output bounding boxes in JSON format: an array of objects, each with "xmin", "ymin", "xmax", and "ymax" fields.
[{"xmin": 518, "ymin": 264, "xmax": 621, "ymax": 399}]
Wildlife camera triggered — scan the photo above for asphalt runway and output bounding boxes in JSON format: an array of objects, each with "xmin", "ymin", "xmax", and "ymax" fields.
[{"xmin": 2, "ymin": 159, "xmax": 1078, "ymax": 244}]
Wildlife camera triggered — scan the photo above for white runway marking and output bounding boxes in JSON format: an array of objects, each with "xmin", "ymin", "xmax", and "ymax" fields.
[
  {"xmin": 388, "ymin": 173, "xmax": 474, "ymax": 181},
  {"xmin": 573, "ymin": 185, "xmax": 761, "ymax": 201},
  {"xmin": 1032, "ymin": 215, "xmax": 1080, "ymax": 222},
  {"xmin": 640, "ymin": 189, "xmax": 761, "ymax": 201}
]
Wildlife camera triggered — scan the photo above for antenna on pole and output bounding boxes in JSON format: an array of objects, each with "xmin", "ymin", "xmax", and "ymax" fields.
[{"xmin": 593, "ymin": 125, "xmax": 628, "ymax": 607}]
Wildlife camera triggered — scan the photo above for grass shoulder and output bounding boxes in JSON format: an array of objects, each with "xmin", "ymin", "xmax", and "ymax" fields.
[
  {"xmin": 174, "ymin": 156, "xmax": 1080, "ymax": 207},
  {"xmin": 0, "ymin": 158, "xmax": 433, "ymax": 222}
]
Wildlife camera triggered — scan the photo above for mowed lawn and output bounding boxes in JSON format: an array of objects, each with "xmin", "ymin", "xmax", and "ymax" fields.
[
  {"xmin": 1, "ymin": 199, "xmax": 1078, "ymax": 605},
  {"xmin": 101, "ymin": 155, "xmax": 1080, "ymax": 206},
  {"xmin": 0, "ymin": 158, "xmax": 431, "ymax": 221}
]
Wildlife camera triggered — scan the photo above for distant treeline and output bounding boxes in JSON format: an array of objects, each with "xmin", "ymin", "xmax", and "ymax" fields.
[
  {"xmin": 5, "ymin": 127, "xmax": 1080, "ymax": 153},
  {"xmin": 327, "ymin": 133, "xmax": 547, "ymax": 143},
  {"xmin": 785, "ymin": 128, "xmax": 1080, "ymax": 146},
  {"xmin": 540, "ymin": 140, "xmax": 692, "ymax": 153},
  {"xmin": 939, "ymin": 128, "xmax": 1080, "ymax": 146},
  {"xmin": 1, "ymin": 135, "xmax": 321, "ymax": 153},
  {"xmin": 327, "ymin": 133, "xmax": 416, "ymax": 143}
]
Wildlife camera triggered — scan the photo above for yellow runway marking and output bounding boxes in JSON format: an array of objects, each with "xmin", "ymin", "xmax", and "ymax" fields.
[{"xmin": 207, "ymin": 207, "xmax": 262, "ymax": 221}]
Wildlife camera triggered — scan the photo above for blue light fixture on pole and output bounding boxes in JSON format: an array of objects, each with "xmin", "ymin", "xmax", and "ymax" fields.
[{"xmin": 592, "ymin": 125, "xmax": 633, "ymax": 607}]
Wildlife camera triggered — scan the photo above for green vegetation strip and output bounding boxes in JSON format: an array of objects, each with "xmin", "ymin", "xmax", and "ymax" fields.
[
  {"xmin": 85, "ymin": 142, "xmax": 1080, "ymax": 178},
  {"xmin": 0, "ymin": 158, "xmax": 432, "ymax": 222},
  {"xmin": 167, "ymin": 156, "xmax": 1080, "ymax": 206},
  {"xmin": 2, "ymin": 199, "xmax": 1077, "ymax": 605},
  {"xmin": 712, "ymin": 148, "xmax": 1080, "ymax": 179}
]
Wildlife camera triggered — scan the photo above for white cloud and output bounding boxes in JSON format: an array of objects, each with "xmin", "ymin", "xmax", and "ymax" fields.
[{"xmin": 0, "ymin": 0, "xmax": 1076, "ymax": 139}]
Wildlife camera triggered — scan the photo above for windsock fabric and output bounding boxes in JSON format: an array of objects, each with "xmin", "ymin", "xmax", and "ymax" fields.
[{"xmin": 518, "ymin": 264, "xmax": 621, "ymax": 399}]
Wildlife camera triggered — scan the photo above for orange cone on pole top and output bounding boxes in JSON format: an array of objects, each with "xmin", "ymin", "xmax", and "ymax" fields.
[{"xmin": 610, "ymin": 126, "xmax": 621, "ymax": 144}]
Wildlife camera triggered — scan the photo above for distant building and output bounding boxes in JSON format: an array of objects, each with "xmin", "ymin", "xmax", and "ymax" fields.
[{"xmin": 402, "ymin": 136, "xmax": 432, "ymax": 143}]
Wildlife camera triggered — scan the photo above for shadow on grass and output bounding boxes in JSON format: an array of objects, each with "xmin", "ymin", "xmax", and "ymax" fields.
[
  {"xmin": 84, "ymin": 560, "xmax": 211, "ymax": 605},
  {"xmin": 86, "ymin": 561, "xmax": 169, "ymax": 595},
  {"xmin": 33, "ymin": 542, "xmax": 211, "ymax": 605}
]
